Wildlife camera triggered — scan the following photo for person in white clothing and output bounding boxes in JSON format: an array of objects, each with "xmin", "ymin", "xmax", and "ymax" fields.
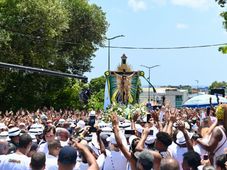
[
  {"xmin": 38, "ymin": 126, "xmax": 56, "ymax": 155},
  {"xmin": 45, "ymin": 139, "xmax": 61, "ymax": 170},
  {"xmin": 197, "ymin": 104, "xmax": 227, "ymax": 165},
  {"xmin": 30, "ymin": 152, "xmax": 46, "ymax": 170},
  {"xmin": 0, "ymin": 133, "xmax": 32, "ymax": 170},
  {"xmin": 102, "ymin": 133, "xmax": 127, "ymax": 170}
]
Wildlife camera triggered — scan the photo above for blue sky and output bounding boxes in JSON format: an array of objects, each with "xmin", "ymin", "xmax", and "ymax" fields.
[{"xmin": 85, "ymin": 0, "xmax": 227, "ymax": 87}]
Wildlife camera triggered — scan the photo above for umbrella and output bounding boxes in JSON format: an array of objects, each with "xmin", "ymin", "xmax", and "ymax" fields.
[{"xmin": 183, "ymin": 94, "xmax": 227, "ymax": 108}]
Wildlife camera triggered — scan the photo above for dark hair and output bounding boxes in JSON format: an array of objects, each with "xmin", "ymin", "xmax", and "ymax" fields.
[
  {"xmin": 156, "ymin": 132, "xmax": 172, "ymax": 147},
  {"xmin": 18, "ymin": 133, "xmax": 32, "ymax": 149},
  {"xmin": 43, "ymin": 126, "xmax": 56, "ymax": 141},
  {"xmin": 30, "ymin": 152, "xmax": 46, "ymax": 170},
  {"xmin": 183, "ymin": 151, "xmax": 201, "ymax": 170},
  {"xmin": 48, "ymin": 139, "xmax": 61, "ymax": 152},
  {"xmin": 215, "ymin": 154, "xmax": 227, "ymax": 170},
  {"xmin": 130, "ymin": 138, "xmax": 140, "ymax": 153}
]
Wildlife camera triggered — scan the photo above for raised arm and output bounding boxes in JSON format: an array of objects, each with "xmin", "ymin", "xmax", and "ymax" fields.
[
  {"xmin": 177, "ymin": 120, "xmax": 193, "ymax": 151},
  {"xmin": 74, "ymin": 141, "xmax": 99, "ymax": 170},
  {"xmin": 135, "ymin": 125, "xmax": 150, "ymax": 151},
  {"xmin": 112, "ymin": 113, "xmax": 131, "ymax": 160},
  {"xmin": 96, "ymin": 127, "xmax": 106, "ymax": 156}
]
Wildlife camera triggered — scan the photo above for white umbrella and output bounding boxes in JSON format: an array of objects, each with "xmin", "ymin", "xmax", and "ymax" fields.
[{"xmin": 183, "ymin": 94, "xmax": 227, "ymax": 108}]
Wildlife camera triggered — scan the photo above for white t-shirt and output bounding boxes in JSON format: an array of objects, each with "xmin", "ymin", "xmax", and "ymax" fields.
[
  {"xmin": 74, "ymin": 153, "xmax": 106, "ymax": 170},
  {"xmin": 168, "ymin": 143, "xmax": 188, "ymax": 170},
  {"xmin": 38, "ymin": 142, "xmax": 49, "ymax": 155},
  {"xmin": 193, "ymin": 144, "xmax": 207, "ymax": 157},
  {"xmin": 45, "ymin": 153, "xmax": 58, "ymax": 170},
  {"xmin": 0, "ymin": 153, "xmax": 30, "ymax": 170},
  {"xmin": 102, "ymin": 150, "xmax": 127, "ymax": 170}
]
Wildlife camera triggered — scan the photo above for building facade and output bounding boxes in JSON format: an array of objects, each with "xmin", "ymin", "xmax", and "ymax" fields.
[{"xmin": 139, "ymin": 87, "xmax": 189, "ymax": 108}]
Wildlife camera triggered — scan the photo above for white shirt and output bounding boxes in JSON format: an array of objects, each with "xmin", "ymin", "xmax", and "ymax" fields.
[
  {"xmin": 0, "ymin": 152, "xmax": 30, "ymax": 170},
  {"xmin": 102, "ymin": 150, "xmax": 127, "ymax": 170},
  {"xmin": 38, "ymin": 142, "xmax": 49, "ymax": 155},
  {"xmin": 74, "ymin": 153, "xmax": 106, "ymax": 170},
  {"xmin": 45, "ymin": 153, "xmax": 58, "ymax": 170},
  {"xmin": 168, "ymin": 143, "xmax": 188, "ymax": 170}
]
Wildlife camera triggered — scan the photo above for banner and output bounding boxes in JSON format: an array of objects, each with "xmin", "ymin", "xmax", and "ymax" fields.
[
  {"xmin": 105, "ymin": 71, "xmax": 140, "ymax": 105},
  {"xmin": 104, "ymin": 79, "xmax": 111, "ymax": 111}
]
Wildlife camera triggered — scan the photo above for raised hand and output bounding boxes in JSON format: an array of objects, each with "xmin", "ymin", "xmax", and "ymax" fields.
[
  {"xmin": 111, "ymin": 112, "xmax": 119, "ymax": 126},
  {"xmin": 176, "ymin": 120, "xmax": 185, "ymax": 131}
]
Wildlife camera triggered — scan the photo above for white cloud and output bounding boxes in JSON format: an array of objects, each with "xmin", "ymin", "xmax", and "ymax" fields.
[
  {"xmin": 176, "ymin": 23, "xmax": 188, "ymax": 29},
  {"xmin": 152, "ymin": 0, "xmax": 167, "ymax": 6},
  {"xmin": 171, "ymin": 0, "xmax": 212, "ymax": 9},
  {"xmin": 128, "ymin": 0, "xmax": 147, "ymax": 12}
]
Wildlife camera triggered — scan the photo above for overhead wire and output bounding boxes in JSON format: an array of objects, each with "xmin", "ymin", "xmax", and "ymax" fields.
[{"xmin": 1, "ymin": 28, "xmax": 227, "ymax": 50}]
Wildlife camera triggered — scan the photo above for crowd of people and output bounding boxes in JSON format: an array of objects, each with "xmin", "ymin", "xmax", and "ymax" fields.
[{"xmin": 0, "ymin": 102, "xmax": 227, "ymax": 170}]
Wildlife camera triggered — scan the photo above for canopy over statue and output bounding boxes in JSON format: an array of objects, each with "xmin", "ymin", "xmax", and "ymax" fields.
[{"xmin": 104, "ymin": 54, "xmax": 156, "ymax": 106}]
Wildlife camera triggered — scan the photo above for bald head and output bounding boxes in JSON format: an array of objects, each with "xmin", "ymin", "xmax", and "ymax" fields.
[{"xmin": 160, "ymin": 158, "xmax": 180, "ymax": 170}]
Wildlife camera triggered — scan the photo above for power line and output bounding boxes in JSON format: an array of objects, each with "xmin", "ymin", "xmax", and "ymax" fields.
[
  {"xmin": 1, "ymin": 28, "xmax": 227, "ymax": 50},
  {"xmin": 101, "ymin": 43, "xmax": 227, "ymax": 50}
]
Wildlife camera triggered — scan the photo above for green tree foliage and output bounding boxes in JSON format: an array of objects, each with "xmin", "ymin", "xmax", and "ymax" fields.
[
  {"xmin": 0, "ymin": 0, "xmax": 108, "ymax": 111},
  {"xmin": 209, "ymin": 81, "xmax": 227, "ymax": 90},
  {"xmin": 216, "ymin": 0, "xmax": 227, "ymax": 7},
  {"xmin": 216, "ymin": 0, "xmax": 227, "ymax": 53},
  {"xmin": 87, "ymin": 76, "xmax": 105, "ymax": 110}
]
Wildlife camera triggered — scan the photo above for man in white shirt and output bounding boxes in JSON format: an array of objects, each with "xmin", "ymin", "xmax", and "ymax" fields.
[
  {"xmin": 102, "ymin": 133, "xmax": 127, "ymax": 170},
  {"xmin": 0, "ymin": 133, "xmax": 32, "ymax": 170},
  {"xmin": 46, "ymin": 139, "xmax": 62, "ymax": 170},
  {"xmin": 30, "ymin": 152, "xmax": 46, "ymax": 170}
]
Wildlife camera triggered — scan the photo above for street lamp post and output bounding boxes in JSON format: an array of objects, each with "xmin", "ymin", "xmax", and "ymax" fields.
[
  {"xmin": 140, "ymin": 64, "xmax": 160, "ymax": 102},
  {"xmin": 107, "ymin": 35, "xmax": 125, "ymax": 71},
  {"xmin": 195, "ymin": 80, "xmax": 199, "ymax": 95}
]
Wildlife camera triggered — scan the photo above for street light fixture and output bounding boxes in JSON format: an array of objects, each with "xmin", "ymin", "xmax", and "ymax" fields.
[
  {"xmin": 140, "ymin": 64, "xmax": 160, "ymax": 102},
  {"xmin": 107, "ymin": 35, "xmax": 125, "ymax": 71}
]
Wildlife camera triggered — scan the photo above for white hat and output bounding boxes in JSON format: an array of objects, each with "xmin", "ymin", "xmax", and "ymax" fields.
[
  {"xmin": 29, "ymin": 128, "xmax": 42, "ymax": 135},
  {"xmin": 129, "ymin": 135, "xmax": 138, "ymax": 146},
  {"xmin": 58, "ymin": 119, "xmax": 65, "ymax": 125},
  {"xmin": 145, "ymin": 127, "xmax": 158, "ymax": 145},
  {"xmin": 98, "ymin": 122, "xmax": 108, "ymax": 129},
  {"xmin": 70, "ymin": 123, "xmax": 76, "ymax": 128},
  {"xmin": 28, "ymin": 133, "xmax": 37, "ymax": 143},
  {"xmin": 30, "ymin": 124, "xmax": 44, "ymax": 130},
  {"xmin": 176, "ymin": 131, "xmax": 193, "ymax": 145},
  {"xmin": 0, "ymin": 131, "xmax": 10, "ymax": 141},
  {"xmin": 41, "ymin": 114, "xmax": 47, "ymax": 120},
  {"xmin": 0, "ymin": 123, "xmax": 7, "ymax": 130},
  {"xmin": 101, "ymin": 126, "xmax": 112, "ymax": 132},
  {"xmin": 106, "ymin": 133, "xmax": 117, "ymax": 145},
  {"xmin": 77, "ymin": 120, "xmax": 85, "ymax": 129},
  {"xmin": 106, "ymin": 131, "xmax": 127, "ymax": 146},
  {"xmin": 89, "ymin": 111, "xmax": 96, "ymax": 116},
  {"xmin": 119, "ymin": 122, "xmax": 131, "ymax": 129},
  {"xmin": 8, "ymin": 127, "xmax": 21, "ymax": 137}
]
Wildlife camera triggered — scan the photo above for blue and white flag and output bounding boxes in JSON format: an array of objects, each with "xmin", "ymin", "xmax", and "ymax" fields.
[{"xmin": 104, "ymin": 79, "xmax": 111, "ymax": 111}]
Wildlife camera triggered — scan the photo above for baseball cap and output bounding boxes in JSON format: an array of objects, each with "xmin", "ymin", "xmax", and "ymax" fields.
[
  {"xmin": 134, "ymin": 150, "xmax": 154, "ymax": 169},
  {"xmin": 58, "ymin": 146, "xmax": 77, "ymax": 165}
]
